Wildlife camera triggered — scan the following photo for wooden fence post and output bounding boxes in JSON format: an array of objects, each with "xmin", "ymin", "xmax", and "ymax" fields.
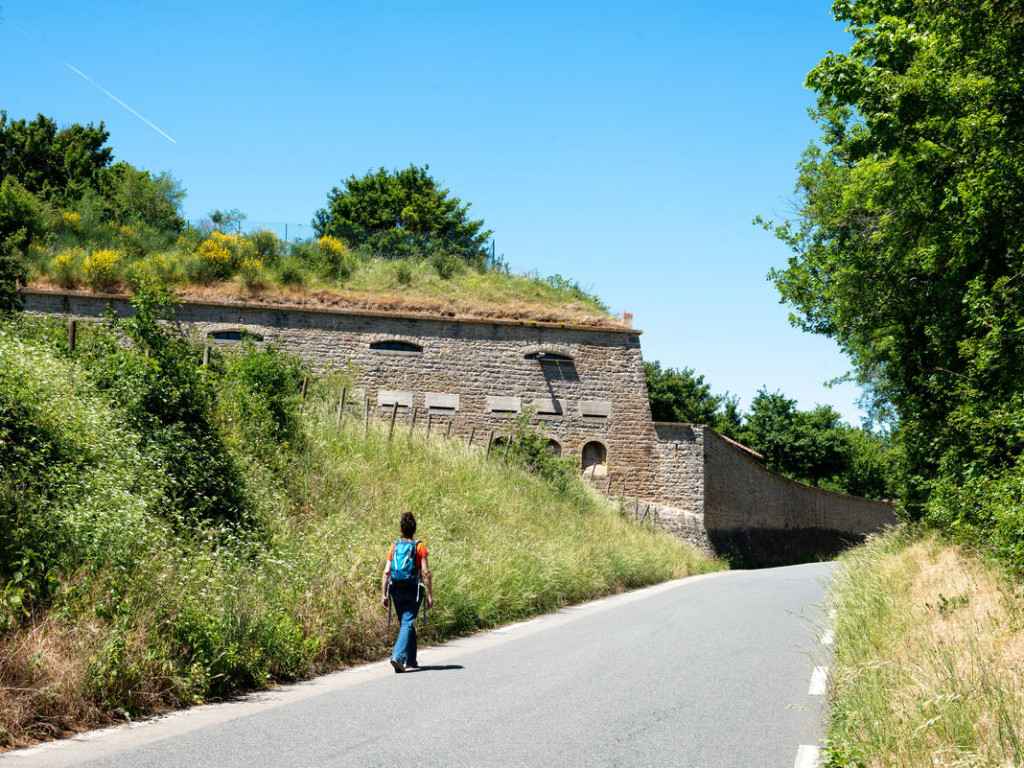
[
  {"xmin": 468, "ymin": 427, "xmax": 476, "ymax": 447},
  {"xmin": 202, "ymin": 344, "xmax": 211, "ymax": 367},
  {"xmin": 68, "ymin": 319, "xmax": 77, "ymax": 352},
  {"xmin": 363, "ymin": 396, "xmax": 370, "ymax": 437},
  {"xmin": 409, "ymin": 407, "xmax": 417, "ymax": 441},
  {"xmin": 426, "ymin": 413, "xmax": 433, "ymax": 439},
  {"xmin": 300, "ymin": 376, "xmax": 308, "ymax": 399},
  {"xmin": 446, "ymin": 421, "xmax": 453, "ymax": 439},
  {"xmin": 486, "ymin": 430, "xmax": 495, "ymax": 458},
  {"xmin": 336, "ymin": 386, "xmax": 347, "ymax": 425},
  {"xmin": 388, "ymin": 401, "xmax": 399, "ymax": 441}
]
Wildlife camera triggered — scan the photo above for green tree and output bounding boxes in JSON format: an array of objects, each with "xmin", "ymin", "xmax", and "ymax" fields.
[
  {"xmin": 0, "ymin": 112, "xmax": 113, "ymax": 207},
  {"xmin": 208, "ymin": 208, "xmax": 246, "ymax": 234},
  {"xmin": 313, "ymin": 165, "xmax": 492, "ymax": 264},
  {"xmin": 763, "ymin": 0, "xmax": 1024, "ymax": 511},
  {"xmin": 738, "ymin": 390, "xmax": 892, "ymax": 495},
  {"xmin": 102, "ymin": 163, "xmax": 185, "ymax": 233},
  {"xmin": 644, "ymin": 361, "xmax": 725, "ymax": 425},
  {"xmin": 0, "ymin": 177, "xmax": 46, "ymax": 313}
]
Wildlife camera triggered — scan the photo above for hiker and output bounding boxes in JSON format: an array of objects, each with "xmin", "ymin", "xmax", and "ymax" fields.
[{"xmin": 381, "ymin": 511, "xmax": 433, "ymax": 672}]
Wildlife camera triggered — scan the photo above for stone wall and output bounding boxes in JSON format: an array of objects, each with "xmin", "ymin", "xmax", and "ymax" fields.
[
  {"xmin": 702, "ymin": 428, "xmax": 896, "ymax": 534},
  {"xmin": 632, "ymin": 423, "xmax": 896, "ymax": 563},
  {"xmin": 701, "ymin": 427, "xmax": 897, "ymax": 565},
  {"xmin": 23, "ymin": 288, "xmax": 898, "ymax": 565},
  {"xmin": 23, "ymin": 288, "xmax": 661, "ymax": 495}
]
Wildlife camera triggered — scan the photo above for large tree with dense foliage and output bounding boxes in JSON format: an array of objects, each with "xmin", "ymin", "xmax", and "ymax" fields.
[
  {"xmin": 764, "ymin": 0, "xmax": 1024, "ymax": 511},
  {"xmin": 0, "ymin": 112, "xmax": 113, "ymax": 208},
  {"xmin": 644, "ymin": 361, "xmax": 725, "ymax": 426},
  {"xmin": 0, "ymin": 177, "xmax": 46, "ymax": 312},
  {"xmin": 312, "ymin": 165, "xmax": 492, "ymax": 264},
  {"xmin": 737, "ymin": 389, "xmax": 893, "ymax": 497}
]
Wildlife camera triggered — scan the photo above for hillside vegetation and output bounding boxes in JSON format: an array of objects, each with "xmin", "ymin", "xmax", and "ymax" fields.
[
  {"xmin": 0, "ymin": 293, "xmax": 720, "ymax": 750},
  {"xmin": 824, "ymin": 529, "xmax": 1024, "ymax": 767}
]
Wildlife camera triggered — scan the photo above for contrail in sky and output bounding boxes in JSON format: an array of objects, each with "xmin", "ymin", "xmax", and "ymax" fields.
[{"xmin": 10, "ymin": 21, "xmax": 178, "ymax": 144}]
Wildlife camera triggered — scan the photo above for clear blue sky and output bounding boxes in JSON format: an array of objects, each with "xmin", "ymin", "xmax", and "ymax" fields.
[{"xmin": 2, "ymin": 0, "xmax": 865, "ymax": 423}]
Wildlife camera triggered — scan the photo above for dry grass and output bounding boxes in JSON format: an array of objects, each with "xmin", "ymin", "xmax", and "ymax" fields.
[
  {"xmin": 827, "ymin": 530, "xmax": 1024, "ymax": 767},
  {"xmin": 1, "ymin": 616, "xmax": 112, "ymax": 748},
  {"xmin": 177, "ymin": 283, "xmax": 621, "ymax": 327},
  {"xmin": 28, "ymin": 261, "xmax": 623, "ymax": 330}
]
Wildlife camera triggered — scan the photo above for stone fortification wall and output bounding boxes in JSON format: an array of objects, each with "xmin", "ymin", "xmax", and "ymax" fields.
[
  {"xmin": 649, "ymin": 422, "xmax": 704, "ymax": 513},
  {"xmin": 701, "ymin": 426, "xmax": 897, "ymax": 565},
  {"xmin": 702, "ymin": 427, "xmax": 896, "ymax": 533},
  {"xmin": 23, "ymin": 288, "xmax": 898, "ymax": 565},
  {"xmin": 632, "ymin": 423, "xmax": 895, "ymax": 563},
  {"xmin": 23, "ymin": 289, "xmax": 661, "ymax": 495}
]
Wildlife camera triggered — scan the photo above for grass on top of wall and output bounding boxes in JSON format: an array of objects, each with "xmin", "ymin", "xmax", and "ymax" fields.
[
  {"xmin": 824, "ymin": 527, "xmax": 1024, "ymax": 767},
  {"xmin": 0, "ymin": 313, "xmax": 721, "ymax": 751},
  {"xmin": 26, "ymin": 222, "xmax": 616, "ymax": 327}
]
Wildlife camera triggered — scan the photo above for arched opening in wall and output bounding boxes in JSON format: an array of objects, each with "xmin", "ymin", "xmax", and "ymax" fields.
[
  {"xmin": 546, "ymin": 439, "xmax": 562, "ymax": 457},
  {"xmin": 581, "ymin": 441, "xmax": 607, "ymax": 479},
  {"xmin": 209, "ymin": 330, "xmax": 264, "ymax": 344},
  {"xmin": 370, "ymin": 340, "xmax": 422, "ymax": 354}
]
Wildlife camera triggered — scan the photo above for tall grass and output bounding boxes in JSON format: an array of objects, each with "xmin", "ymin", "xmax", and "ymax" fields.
[
  {"xmin": 0, "ymin": 314, "xmax": 719, "ymax": 750},
  {"xmin": 824, "ymin": 528, "xmax": 1024, "ymax": 767}
]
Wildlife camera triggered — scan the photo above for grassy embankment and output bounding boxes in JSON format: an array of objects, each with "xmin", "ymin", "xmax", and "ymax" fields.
[
  {"xmin": 0, "ymin": 310, "xmax": 721, "ymax": 751},
  {"xmin": 824, "ymin": 528, "xmax": 1024, "ymax": 767},
  {"xmin": 27, "ymin": 218, "xmax": 616, "ymax": 327}
]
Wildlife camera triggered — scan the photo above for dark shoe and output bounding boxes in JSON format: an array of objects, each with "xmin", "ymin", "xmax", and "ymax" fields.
[
  {"xmin": 406, "ymin": 660, "xmax": 419, "ymax": 670},
  {"xmin": 390, "ymin": 658, "xmax": 406, "ymax": 673}
]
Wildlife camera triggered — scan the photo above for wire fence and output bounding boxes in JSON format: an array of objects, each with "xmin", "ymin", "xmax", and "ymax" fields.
[{"xmin": 186, "ymin": 219, "xmax": 314, "ymax": 243}]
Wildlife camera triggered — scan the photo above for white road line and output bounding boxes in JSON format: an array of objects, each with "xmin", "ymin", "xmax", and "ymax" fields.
[
  {"xmin": 809, "ymin": 666, "xmax": 829, "ymax": 696},
  {"xmin": 820, "ymin": 628, "xmax": 834, "ymax": 646},
  {"xmin": 795, "ymin": 744, "xmax": 820, "ymax": 768}
]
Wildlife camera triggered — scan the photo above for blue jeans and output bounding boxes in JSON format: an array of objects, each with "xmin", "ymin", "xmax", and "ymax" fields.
[{"xmin": 390, "ymin": 583, "xmax": 422, "ymax": 665}]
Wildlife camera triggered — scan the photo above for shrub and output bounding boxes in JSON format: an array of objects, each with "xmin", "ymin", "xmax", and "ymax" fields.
[
  {"xmin": 317, "ymin": 236, "xmax": 354, "ymax": 280},
  {"xmin": 194, "ymin": 232, "xmax": 235, "ymax": 280},
  {"xmin": 214, "ymin": 339, "xmax": 306, "ymax": 457},
  {"xmin": 115, "ymin": 221, "xmax": 168, "ymax": 260},
  {"xmin": 248, "ymin": 230, "xmax": 282, "ymax": 262},
  {"xmin": 394, "ymin": 260, "xmax": 413, "ymax": 286},
  {"xmin": 51, "ymin": 249, "xmax": 82, "ymax": 289},
  {"xmin": 238, "ymin": 256, "xmax": 266, "ymax": 292},
  {"xmin": 271, "ymin": 255, "xmax": 307, "ymax": 287},
  {"xmin": 84, "ymin": 280, "xmax": 249, "ymax": 524},
  {"xmin": 82, "ymin": 249, "xmax": 122, "ymax": 291},
  {"xmin": 430, "ymin": 251, "xmax": 465, "ymax": 280}
]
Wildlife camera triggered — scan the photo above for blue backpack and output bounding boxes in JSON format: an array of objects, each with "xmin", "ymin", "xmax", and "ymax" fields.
[{"xmin": 389, "ymin": 540, "xmax": 420, "ymax": 587}]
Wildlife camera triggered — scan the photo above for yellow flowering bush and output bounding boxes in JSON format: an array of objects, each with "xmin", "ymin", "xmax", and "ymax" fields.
[
  {"xmin": 196, "ymin": 232, "xmax": 235, "ymax": 278},
  {"xmin": 51, "ymin": 249, "xmax": 81, "ymax": 288},
  {"xmin": 82, "ymin": 249, "xmax": 122, "ymax": 291},
  {"xmin": 132, "ymin": 253, "xmax": 181, "ymax": 285},
  {"xmin": 60, "ymin": 211, "xmax": 82, "ymax": 231},
  {"xmin": 318, "ymin": 236, "xmax": 354, "ymax": 279},
  {"xmin": 239, "ymin": 255, "xmax": 266, "ymax": 291},
  {"xmin": 248, "ymin": 230, "xmax": 281, "ymax": 259}
]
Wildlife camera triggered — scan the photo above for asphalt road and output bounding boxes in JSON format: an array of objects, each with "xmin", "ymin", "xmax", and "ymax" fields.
[{"xmin": 3, "ymin": 562, "xmax": 833, "ymax": 768}]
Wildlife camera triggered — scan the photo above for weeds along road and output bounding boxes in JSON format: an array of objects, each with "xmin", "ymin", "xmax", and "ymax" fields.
[{"xmin": 4, "ymin": 563, "xmax": 832, "ymax": 768}]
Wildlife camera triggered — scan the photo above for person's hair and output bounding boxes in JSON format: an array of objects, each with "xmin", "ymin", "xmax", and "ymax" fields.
[{"xmin": 400, "ymin": 511, "xmax": 417, "ymax": 539}]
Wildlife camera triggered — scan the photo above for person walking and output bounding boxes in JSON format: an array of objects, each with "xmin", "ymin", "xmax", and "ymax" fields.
[{"xmin": 381, "ymin": 511, "xmax": 433, "ymax": 672}]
